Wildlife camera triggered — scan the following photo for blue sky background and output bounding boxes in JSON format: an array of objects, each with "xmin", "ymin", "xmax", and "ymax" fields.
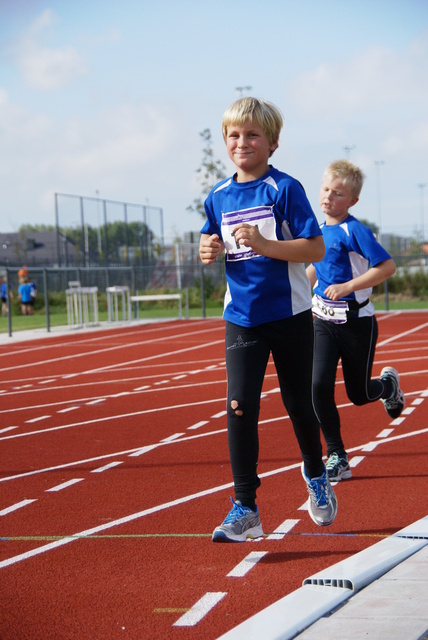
[{"xmin": 1, "ymin": 0, "xmax": 427, "ymax": 242}]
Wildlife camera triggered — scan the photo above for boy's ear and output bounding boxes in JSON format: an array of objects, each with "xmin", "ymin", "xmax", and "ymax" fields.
[
  {"xmin": 269, "ymin": 138, "xmax": 279, "ymax": 156},
  {"xmin": 350, "ymin": 196, "xmax": 359, "ymax": 208}
]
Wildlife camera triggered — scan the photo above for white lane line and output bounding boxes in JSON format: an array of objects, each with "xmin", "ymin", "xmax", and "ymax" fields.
[
  {"xmin": 91, "ymin": 462, "xmax": 123, "ymax": 473},
  {"xmin": 86, "ymin": 399, "xmax": 105, "ymax": 405},
  {"xmin": 173, "ymin": 592, "xmax": 227, "ymax": 627},
  {"xmin": 57, "ymin": 406, "xmax": 79, "ymax": 413},
  {"xmin": 0, "ymin": 499, "xmax": 37, "ymax": 516},
  {"xmin": 128, "ymin": 444, "xmax": 161, "ymax": 457},
  {"xmin": 0, "ymin": 426, "xmax": 18, "ymax": 434},
  {"xmin": 390, "ymin": 417, "xmax": 406, "ymax": 426},
  {"xmin": 402, "ymin": 407, "xmax": 415, "ymax": 415},
  {"xmin": 412, "ymin": 398, "xmax": 424, "ymax": 405},
  {"xmin": 25, "ymin": 415, "xmax": 51, "ymax": 423},
  {"xmin": 377, "ymin": 320, "xmax": 428, "ymax": 346},
  {"xmin": 46, "ymin": 479, "xmax": 84, "ymax": 492},
  {"xmin": 161, "ymin": 433, "xmax": 184, "ymax": 442},
  {"xmin": 212, "ymin": 411, "xmax": 227, "ymax": 419},
  {"xmin": 188, "ymin": 421, "xmax": 209, "ymax": 431},
  {"xmin": 227, "ymin": 551, "xmax": 268, "ymax": 577},
  {"xmin": 38, "ymin": 379, "xmax": 56, "ymax": 385},
  {"xmin": 349, "ymin": 456, "xmax": 365, "ymax": 467},
  {"xmin": 361, "ymin": 441, "xmax": 379, "ymax": 452},
  {"xmin": 377, "ymin": 428, "xmax": 394, "ymax": 438},
  {"xmin": 266, "ymin": 519, "xmax": 299, "ymax": 541}
]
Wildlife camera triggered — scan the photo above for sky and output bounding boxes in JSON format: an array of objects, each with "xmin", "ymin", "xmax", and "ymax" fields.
[{"xmin": 0, "ymin": 0, "xmax": 427, "ymax": 244}]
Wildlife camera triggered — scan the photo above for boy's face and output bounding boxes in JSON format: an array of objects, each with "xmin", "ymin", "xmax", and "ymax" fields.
[
  {"xmin": 319, "ymin": 174, "xmax": 359, "ymax": 224},
  {"xmin": 225, "ymin": 121, "xmax": 277, "ymax": 182}
]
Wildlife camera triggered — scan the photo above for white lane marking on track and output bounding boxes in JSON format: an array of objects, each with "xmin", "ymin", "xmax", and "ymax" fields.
[
  {"xmin": 377, "ymin": 320, "xmax": 428, "ymax": 347},
  {"xmin": 212, "ymin": 411, "xmax": 227, "ymax": 418},
  {"xmin": 173, "ymin": 592, "xmax": 227, "ymax": 627},
  {"xmin": 361, "ymin": 441, "xmax": 379, "ymax": 452},
  {"xmin": 25, "ymin": 415, "xmax": 51, "ymax": 423},
  {"xmin": 390, "ymin": 417, "xmax": 406, "ymax": 426},
  {"xmin": 0, "ymin": 499, "xmax": 37, "ymax": 516},
  {"xmin": 2, "ymin": 413, "xmax": 428, "ymax": 568},
  {"xmin": 57, "ymin": 406, "xmax": 79, "ymax": 413},
  {"xmin": 0, "ymin": 396, "xmax": 228, "ymax": 441},
  {"xmin": 188, "ymin": 421, "xmax": 209, "ymax": 430},
  {"xmin": 161, "ymin": 433, "xmax": 184, "ymax": 442},
  {"xmin": 266, "ymin": 519, "xmax": 299, "ymax": 540},
  {"xmin": 402, "ymin": 407, "xmax": 415, "ymax": 415},
  {"xmin": 46, "ymin": 479, "xmax": 84, "ymax": 492},
  {"xmin": 412, "ymin": 398, "xmax": 424, "ymax": 405},
  {"xmin": 0, "ymin": 426, "xmax": 18, "ymax": 433},
  {"xmin": 91, "ymin": 461, "xmax": 123, "ymax": 473},
  {"xmin": 0, "ymin": 329, "xmax": 224, "ymax": 375},
  {"xmin": 128, "ymin": 444, "xmax": 162, "ymax": 457},
  {"xmin": 349, "ymin": 456, "xmax": 365, "ymax": 467},
  {"xmin": 38, "ymin": 379, "xmax": 56, "ymax": 385},
  {"xmin": 227, "ymin": 551, "xmax": 268, "ymax": 577},
  {"xmin": 377, "ymin": 428, "xmax": 394, "ymax": 438}
]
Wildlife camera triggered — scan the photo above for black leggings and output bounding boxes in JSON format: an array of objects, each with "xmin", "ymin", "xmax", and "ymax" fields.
[
  {"xmin": 225, "ymin": 310, "xmax": 323, "ymax": 505},
  {"xmin": 312, "ymin": 315, "xmax": 383, "ymax": 457}
]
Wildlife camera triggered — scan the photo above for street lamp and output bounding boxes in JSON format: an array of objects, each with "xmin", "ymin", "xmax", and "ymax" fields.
[
  {"xmin": 343, "ymin": 145, "xmax": 355, "ymax": 160},
  {"xmin": 418, "ymin": 183, "xmax": 427, "ymax": 245},
  {"xmin": 235, "ymin": 86, "xmax": 252, "ymax": 97},
  {"xmin": 374, "ymin": 161, "xmax": 385, "ymax": 244}
]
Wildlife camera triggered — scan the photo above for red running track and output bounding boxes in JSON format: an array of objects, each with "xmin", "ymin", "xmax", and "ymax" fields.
[{"xmin": 1, "ymin": 312, "xmax": 427, "ymax": 639}]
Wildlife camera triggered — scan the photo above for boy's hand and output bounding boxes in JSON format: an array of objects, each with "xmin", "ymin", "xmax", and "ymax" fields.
[
  {"xmin": 324, "ymin": 283, "xmax": 351, "ymax": 301},
  {"xmin": 232, "ymin": 223, "xmax": 265, "ymax": 254},
  {"xmin": 199, "ymin": 234, "xmax": 224, "ymax": 264}
]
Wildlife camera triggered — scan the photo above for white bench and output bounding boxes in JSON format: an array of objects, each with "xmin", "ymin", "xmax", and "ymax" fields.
[{"xmin": 130, "ymin": 293, "xmax": 183, "ymax": 319}]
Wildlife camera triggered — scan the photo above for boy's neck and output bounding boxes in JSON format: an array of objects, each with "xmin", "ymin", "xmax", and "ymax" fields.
[
  {"xmin": 234, "ymin": 163, "xmax": 271, "ymax": 183},
  {"xmin": 325, "ymin": 211, "xmax": 350, "ymax": 225}
]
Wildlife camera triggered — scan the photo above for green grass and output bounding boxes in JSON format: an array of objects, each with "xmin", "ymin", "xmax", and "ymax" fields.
[{"xmin": 2, "ymin": 298, "xmax": 426, "ymax": 335}]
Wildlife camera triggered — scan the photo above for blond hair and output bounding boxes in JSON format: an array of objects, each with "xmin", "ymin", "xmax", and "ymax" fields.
[
  {"xmin": 323, "ymin": 159, "xmax": 365, "ymax": 199},
  {"xmin": 222, "ymin": 97, "xmax": 283, "ymax": 150}
]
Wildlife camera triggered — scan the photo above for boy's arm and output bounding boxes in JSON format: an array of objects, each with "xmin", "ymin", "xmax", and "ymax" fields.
[
  {"xmin": 306, "ymin": 264, "xmax": 317, "ymax": 288},
  {"xmin": 199, "ymin": 233, "xmax": 225, "ymax": 265},
  {"xmin": 231, "ymin": 223, "xmax": 325, "ymax": 263},
  {"xmin": 324, "ymin": 258, "xmax": 396, "ymax": 301}
]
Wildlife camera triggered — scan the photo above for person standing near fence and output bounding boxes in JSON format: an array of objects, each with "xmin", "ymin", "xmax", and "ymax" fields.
[
  {"xmin": 1, "ymin": 275, "xmax": 13, "ymax": 316},
  {"xmin": 18, "ymin": 276, "xmax": 37, "ymax": 316},
  {"xmin": 199, "ymin": 96, "xmax": 337, "ymax": 542},
  {"xmin": 306, "ymin": 159, "xmax": 405, "ymax": 483}
]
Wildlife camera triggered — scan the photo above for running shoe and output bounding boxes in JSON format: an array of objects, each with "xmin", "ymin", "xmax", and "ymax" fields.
[
  {"xmin": 212, "ymin": 498, "xmax": 263, "ymax": 542},
  {"xmin": 301, "ymin": 463, "xmax": 338, "ymax": 527},
  {"xmin": 326, "ymin": 452, "xmax": 352, "ymax": 482},
  {"xmin": 380, "ymin": 366, "xmax": 405, "ymax": 419}
]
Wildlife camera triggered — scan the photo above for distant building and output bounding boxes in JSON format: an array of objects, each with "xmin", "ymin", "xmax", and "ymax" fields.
[{"xmin": 0, "ymin": 231, "xmax": 77, "ymax": 268}]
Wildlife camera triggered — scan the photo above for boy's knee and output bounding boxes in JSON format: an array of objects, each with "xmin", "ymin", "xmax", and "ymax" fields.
[{"xmin": 230, "ymin": 399, "xmax": 244, "ymax": 417}]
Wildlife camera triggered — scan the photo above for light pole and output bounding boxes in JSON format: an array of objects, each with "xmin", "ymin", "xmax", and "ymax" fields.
[
  {"xmin": 235, "ymin": 86, "xmax": 252, "ymax": 97},
  {"xmin": 418, "ymin": 183, "xmax": 427, "ymax": 246},
  {"xmin": 343, "ymin": 145, "xmax": 355, "ymax": 160},
  {"xmin": 374, "ymin": 161, "xmax": 385, "ymax": 244}
]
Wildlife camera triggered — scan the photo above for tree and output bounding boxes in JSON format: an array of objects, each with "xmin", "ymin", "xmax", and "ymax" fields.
[{"xmin": 187, "ymin": 128, "xmax": 227, "ymax": 218}]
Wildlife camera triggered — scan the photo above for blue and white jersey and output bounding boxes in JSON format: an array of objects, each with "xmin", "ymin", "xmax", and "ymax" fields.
[
  {"xmin": 201, "ymin": 166, "xmax": 322, "ymax": 327},
  {"xmin": 313, "ymin": 214, "xmax": 391, "ymax": 318}
]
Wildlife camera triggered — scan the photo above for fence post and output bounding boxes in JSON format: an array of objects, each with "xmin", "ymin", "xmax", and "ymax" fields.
[{"xmin": 43, "ymin": 269, "xmax": 51, "ymax": 332}]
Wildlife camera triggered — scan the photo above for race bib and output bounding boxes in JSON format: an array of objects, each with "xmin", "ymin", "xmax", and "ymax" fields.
[
  {"xmin": 312, "ymin": 294, "xmax": 349, "ymax": 324},
  {"xmin": 221, "ymin": 205, "xmax": 276, "ymax": 262}
]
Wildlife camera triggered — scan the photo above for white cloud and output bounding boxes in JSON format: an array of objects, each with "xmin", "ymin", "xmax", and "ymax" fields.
[
  {"xmin": 290, "ymin": 31, "xmax": 428, "ymax": 117},
  {"xmin": 14, "ymin": 9, "xmax": 87, "ymax": 90}
]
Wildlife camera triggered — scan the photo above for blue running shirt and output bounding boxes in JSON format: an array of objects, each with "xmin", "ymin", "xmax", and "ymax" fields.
[
  {"xmin": 313, "ymin": 214, "xmax": 391, "ymax": 318},
  {"xmin": 201, "ymin": 166, "xmax": 322, "ymax": 327}
]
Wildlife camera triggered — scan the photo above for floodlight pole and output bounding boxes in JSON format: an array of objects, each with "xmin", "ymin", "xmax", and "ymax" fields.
[
  {"xmin": 374, "ymin": 161, "xmax": 385, "ymax": 244},
  {"xmin": 418, "ymin": 183, "xmax": 427, "ymax": 245},
  {"xmin": 343, "ymin": 145, "xmax": 355, "ymax": 160}
]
